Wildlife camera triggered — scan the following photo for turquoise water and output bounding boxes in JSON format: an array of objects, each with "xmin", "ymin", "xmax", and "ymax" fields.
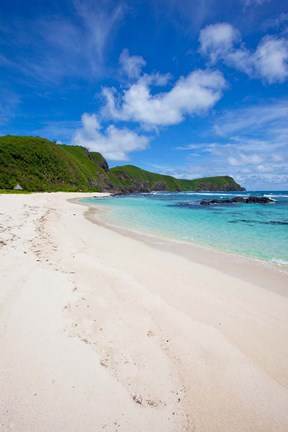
[{"xmin": 82, "ymin": 191, "xmax": 288, "ymax": 265}]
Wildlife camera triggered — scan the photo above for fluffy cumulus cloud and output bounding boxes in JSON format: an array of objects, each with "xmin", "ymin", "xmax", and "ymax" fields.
[
  {"xmin": 199, "ymin": 23, "xmax": 288, "ymax": 83},
  {"xmin": 72, "ymin": 113, "xmax": 149, "ymax": 160},
  {"xmin": 253, "ymin": 36, "xmax": 288, "ymax": 83},
  {"xmin": 199, "ymin": 23, "xmax": 240, "ymax": 63},
  {"xmin": 119, "ymin": 49, "xmax": 146, "ymax": 79},
  {"xmin": 71, "ymin": 51, "xmax": 227, "ymax": 160},
  {"xmin": 102, "ymin": 68, "xmax": 226, "ymax": 127}
]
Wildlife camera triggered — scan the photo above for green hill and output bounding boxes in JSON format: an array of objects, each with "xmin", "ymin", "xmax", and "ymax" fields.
[
  {"xmin": 0, "ymin": 136, "xmax": 244, "ymax": 193},
  {"xmin": 109, "ymin": 165, "xmax": 244, "ymax": 192},
  {"xmin": 0, "ymin": 136, "xmax": 112, "ymax": 191},
  {"xmin": 109, "ymin": 165, "xmax": 181, "ymax": 192}
]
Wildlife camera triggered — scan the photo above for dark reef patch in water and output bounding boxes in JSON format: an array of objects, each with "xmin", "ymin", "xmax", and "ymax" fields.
[
  {"xmin": 168, "ymin": 202, "xmax": 202, "ymax": 209},
  {"xmin": 229, "ymin": 219, "xmax": 288, "ymax": 226},
  {"xmin": 200, "ymin": 196, "xmax": 275, "ymax": 206}
]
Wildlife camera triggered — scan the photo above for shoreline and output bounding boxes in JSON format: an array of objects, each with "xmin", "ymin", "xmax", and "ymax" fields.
[
  {"xmin": 76, "ymin": 193, "xmax": 288, "ymax": 269},
  {"xmin": 1, "ymin": 192, "xmax": 288, "ymax": 431},
  {"xmin": 78, "ymin": 199, "xmax": 288, "ymax": 296}
]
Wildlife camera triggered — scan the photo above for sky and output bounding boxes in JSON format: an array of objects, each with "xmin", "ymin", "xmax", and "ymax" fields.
[{"xmin": 1, "ymin": 0, "xmax": 288, "ymax": 190}]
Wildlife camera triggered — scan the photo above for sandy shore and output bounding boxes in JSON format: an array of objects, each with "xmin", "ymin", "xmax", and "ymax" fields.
[{"xmin": 1, "ymin": 192, "xmax": 288, "ymax": 432}]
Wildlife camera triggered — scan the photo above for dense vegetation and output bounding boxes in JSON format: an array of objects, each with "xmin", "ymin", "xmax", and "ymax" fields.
[
  {"xmin": 0, "ymin": 136, "xmax": 112, "ymax": 191},
  {"xmin": 0, "ymin": 136, "xmax": 244, "ymax": 193},
  {"xmin": 110, "ymin": 165, "xmax": 243, "ymax": 192}
]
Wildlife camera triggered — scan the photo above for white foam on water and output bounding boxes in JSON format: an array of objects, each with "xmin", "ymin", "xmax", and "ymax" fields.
[
  {"xmin": 271, "ymin": 258, "xmax": 288, "ymax": 265},
  {"xmin": 264, "ymin": 194, "xmax": 288, "ymax": 198}
]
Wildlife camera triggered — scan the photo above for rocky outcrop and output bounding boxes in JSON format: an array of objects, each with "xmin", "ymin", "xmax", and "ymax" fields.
[{"xmin": 200, "ymin": 196, "xmax": 274, "ymax": 205}]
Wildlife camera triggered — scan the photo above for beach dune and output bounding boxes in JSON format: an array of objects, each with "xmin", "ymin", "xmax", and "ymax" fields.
[{"xmin": 1, "ymin": 192, "xmax": 288, "ymax": 432}]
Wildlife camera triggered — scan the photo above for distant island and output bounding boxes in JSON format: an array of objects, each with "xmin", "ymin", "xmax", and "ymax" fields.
[{"xmin": 0, "ymin": 136, "xmax": 245, "ymax": 193}]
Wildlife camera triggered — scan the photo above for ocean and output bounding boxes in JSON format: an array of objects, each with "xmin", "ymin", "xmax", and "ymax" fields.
[{"xmin": 81, "ymin": 191, "xmax": 288, "ymax": 266}]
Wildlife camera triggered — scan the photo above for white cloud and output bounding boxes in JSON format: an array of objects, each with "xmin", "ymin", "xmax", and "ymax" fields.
[
  {"xmin": 1, "ymin": 0, "xmax": 125, "ymax": 82},
  {"xmin": 265, "ymin": 13, "xmax": 288, "ymax": 30},
  {"xmin": 199, "ymin": 23, "xmax": 288, "ymax": 83},
  {"xmin": 71, "ymin": 113, "xmax": 150, "ymax": 160},
  {"xmin": 73, "ymin": 0, "xmax": 124, "ymax": 63},
  {"xmin": 175, "ymin": 140, "xmax": 288, "ymax": 188},
  {"xmin": 253, "ymin": 36, "xmax": 288, "ymax": 83},
  {"xmin": 199, "ymin": 23, "xmax": 240, "ymax": 63},
  {"xmin": 243, "ymin": 0, "xmax": 270, "ymax": 6},
  {"xmin": 119, "ymin": 49, "xmax": 146, "ymax": 79},
  {"xmin": 228, "ymin": 153, "xmax": 263, "ymax": 166},
  {"xmin": 213, "ymin": 100, "xmax": 288, "ymax": 136},
  {"xmin": 102, "ymin": 69, "xmax": 226, "ymax": 127},
  {"xmin": 172, "ymin": 99, "xmax": 288, "ymax": 188}
]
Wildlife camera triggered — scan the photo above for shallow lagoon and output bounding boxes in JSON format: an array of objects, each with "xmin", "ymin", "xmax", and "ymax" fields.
[{"xmin": 82, "ymin": 191, "xmax": 288, "ymax": 265}]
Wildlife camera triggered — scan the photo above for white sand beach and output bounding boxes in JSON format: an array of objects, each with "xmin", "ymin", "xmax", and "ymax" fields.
[{"xmin": 1, "ymin": 192, "xmax": 288, "ymax": 432}]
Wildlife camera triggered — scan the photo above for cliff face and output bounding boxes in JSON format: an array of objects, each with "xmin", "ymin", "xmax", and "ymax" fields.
[{"xmin": 0, "ymin": 136, "xmax": 245, "ymax": 193}]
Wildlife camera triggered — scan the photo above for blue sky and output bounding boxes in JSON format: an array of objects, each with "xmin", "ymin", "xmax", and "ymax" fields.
[{"xmin": 1, "ymin": 0, "xmax": 288, "ymax": 189}]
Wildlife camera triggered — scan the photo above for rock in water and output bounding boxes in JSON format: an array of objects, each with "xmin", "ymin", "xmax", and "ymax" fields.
[{"xmin": 200, "ymin": 196, "xmax": 274, "ymax": 205}]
